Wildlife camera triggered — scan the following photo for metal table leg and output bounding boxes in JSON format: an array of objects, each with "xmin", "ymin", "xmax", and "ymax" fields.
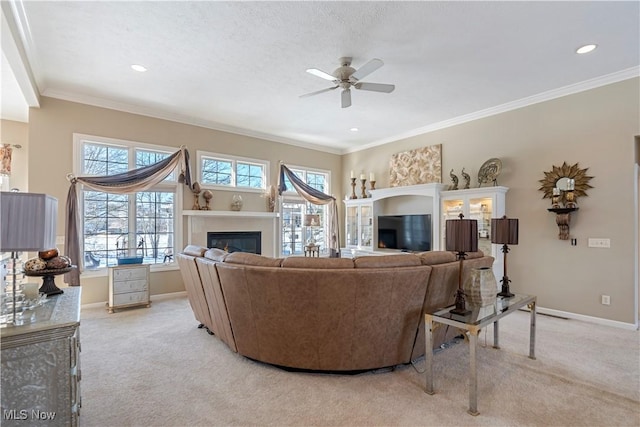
[
  {"xmin": 528, "ymin": 300, "xmax": 536, "ymax": 360},
  {"xmin": 493, "ymin": 320, "xmax": 500, "ymax": 349},
  {"xmin": 425, "ymin": 314, "xmax": 435, "ymax": 394},
  {"xmin": 468, "ymin": 328, "xmax": 479, "ymax": 416}
]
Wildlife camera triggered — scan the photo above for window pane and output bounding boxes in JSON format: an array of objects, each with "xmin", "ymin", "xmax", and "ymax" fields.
[
  {"xmin": 237, "ymin": 162, "xmax": 264, "ymax": 189},
  {"xmin": 136, "ymin": 149, "xmax": 174, "ymax": 181},
  {"xmin": 281, "ymin": 201, "xmax": 304, "ymax": 256},
  {"xmin": 84, "ymin": 143, "xmax": 128, "ymax": 176},
  {"xmin": 136, "ymin": 191, "xmax": 175, "ymax": 264},
  {"xmin": 83, "ymin": 192, "xmax": 129, "ymax": 269},
  {"xmin": 283, "ymin": 169, "xmax": 304, "ymax": 192},
  {"xmin": 307, "ymin": 173, "xmax": 326, "ymax": 193},
  {"xmin": 202, "ymin": 159, "xmax": 232, "ymax": 185}
]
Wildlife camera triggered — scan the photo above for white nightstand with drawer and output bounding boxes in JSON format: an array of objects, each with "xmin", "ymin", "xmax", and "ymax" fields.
[{"xmin": 108, "ymin": 264, "xmax": 150, "ymax": 313}]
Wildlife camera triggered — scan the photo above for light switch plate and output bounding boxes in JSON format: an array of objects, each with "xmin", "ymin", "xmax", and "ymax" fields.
[{"xmin": 588, "ymin": 238, "xmax": 610, "ymax": 248}]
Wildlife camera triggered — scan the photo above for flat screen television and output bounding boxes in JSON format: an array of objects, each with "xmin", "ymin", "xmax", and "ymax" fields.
[{"xmin": 377, "ymin": 214, "xmax": 432, "ymax": 252}]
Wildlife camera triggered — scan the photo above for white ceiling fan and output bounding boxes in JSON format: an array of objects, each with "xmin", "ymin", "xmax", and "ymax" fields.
[{"xmin": 300, "ymin": 57, "xmax": 395, "ymax": 108}]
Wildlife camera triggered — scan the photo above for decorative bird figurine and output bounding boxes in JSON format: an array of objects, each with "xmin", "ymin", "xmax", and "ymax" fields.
[
  {"xmin": 461, "ymin": 168, "xmax": 471, "ymax": 189},
  {"xmin": 449, "ymin": 169, "xmax": 459, "ymax": 190}
]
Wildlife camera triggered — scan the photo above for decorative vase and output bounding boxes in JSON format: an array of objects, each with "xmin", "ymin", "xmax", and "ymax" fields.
[
  {"xmin": 231, "ymin": 194, "xmax": 243, "ymax": 211},
  {"xmin": 202, "ymin": 190, "xmax": 213, "ymax": 210},
  {"xmin": 463, "ymin": 267, "xmax": 498, "ymax": 306}
]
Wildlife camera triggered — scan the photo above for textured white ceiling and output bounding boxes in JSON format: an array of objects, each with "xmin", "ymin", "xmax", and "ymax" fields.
[{"xmin": 3, "ymin": 1, "xmax": 639, "ymax": 153}]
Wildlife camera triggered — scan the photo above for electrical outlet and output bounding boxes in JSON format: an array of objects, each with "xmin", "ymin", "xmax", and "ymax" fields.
[
  {"xmin": 588, "ymin": 238, "xmax": 611, "ymax": 248},
  {"xmin": 601, "ymin": 295, "xmax": 611, "ymax": 305}
]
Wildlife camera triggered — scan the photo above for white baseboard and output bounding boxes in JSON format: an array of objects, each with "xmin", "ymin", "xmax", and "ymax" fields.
[
  {"xmin": 537, "ymin": 306, "xmax": 639, "ymax": 331},
  {"xmin": 81, "ymin": 291, "xmax": 638, "ymax": 330},
  {"xmin": 81, "ymin": 290, "xmax": 187, "ymax": 310}
]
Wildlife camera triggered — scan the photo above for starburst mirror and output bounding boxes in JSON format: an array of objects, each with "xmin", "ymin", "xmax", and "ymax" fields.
[
  {"xmin": 539, "ymin": 162, "xmax": 594, "ymax": 240},
  {"xmin": 538, "ymin": 162, "xmax": 594, "ymax": 201}
]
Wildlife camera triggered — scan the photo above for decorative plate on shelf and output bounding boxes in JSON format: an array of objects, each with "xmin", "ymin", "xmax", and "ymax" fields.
[{"xmin": 477, "ymin": 158, "xmax": 502, "ymax": 186}]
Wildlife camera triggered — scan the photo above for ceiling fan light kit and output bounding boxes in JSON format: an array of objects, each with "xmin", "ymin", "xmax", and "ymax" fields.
[{"xmin": 301, "ymin": 57, "xmax": 395, "ymax": 108}]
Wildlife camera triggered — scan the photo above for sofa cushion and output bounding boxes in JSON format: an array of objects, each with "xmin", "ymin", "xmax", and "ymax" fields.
[
  {"xmin": 419, "ymin": 251, "xmax": 457, "ymax": 265},
  {"xmin": 464, "ymin": 251, "xmax": 485, "ymax": 260},
  {"xmin": 280, "ymin": 257, "xmax": 354, "ymax": 269},
  {"xmin": 204, "ymin": 248, "xmax": 228, "ymax": 262},
  {"xmin": 224, "ymin": 252, "xmax": 283, "ymax": 267},
  {"xmin": 182, "ymin": 245, "xmax": 207, "ymax": 257},
  {"xmin": 354, "ymin": 254, "xmax": 421, "ymax": 268}
]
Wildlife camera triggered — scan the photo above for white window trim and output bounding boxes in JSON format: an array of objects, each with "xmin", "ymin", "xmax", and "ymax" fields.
[
  {"xmin": 196, "ymin": 150, "xmax": 270, "ymax": 193},
  {"xmin": 73, "ymin": 133, "xmax": 183, "ymax": 276}
]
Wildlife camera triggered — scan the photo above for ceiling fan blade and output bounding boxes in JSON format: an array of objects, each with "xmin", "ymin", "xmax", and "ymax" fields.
[
  {"xmin": 354, "ymin": 82, "xmax": 395, "ymax": 93},
  {"xmin": 341, "ymin": 88, "xmax": 351, "ymax": 108},
  {"xmin": 350, "ymin": 58, "xmax": 384, "ymax": 82},
  {"xmin": 299, "ymin": 86, "xmax": 339, "ymax": 98},
  {"xmin": 306, "ymin": 68, "xmax": 337, "ymax": 81}
]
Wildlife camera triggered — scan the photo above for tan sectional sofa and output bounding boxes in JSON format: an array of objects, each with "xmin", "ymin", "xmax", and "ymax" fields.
[{"xmin": 177, "ymin": 246, "xmax": 493, "ymax": 371}]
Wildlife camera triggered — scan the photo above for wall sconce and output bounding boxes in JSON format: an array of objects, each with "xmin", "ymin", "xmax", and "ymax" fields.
[{"xmin": 538, "ymin": 162, "xmax": 594, "ymax": 240}]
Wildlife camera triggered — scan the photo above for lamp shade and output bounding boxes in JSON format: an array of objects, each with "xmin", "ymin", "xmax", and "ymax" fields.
[
  {"xmin": 445, "ymin": 216, "xmax": 478, "ymax": 253},
  {"xmin": 491, "ymin": 216, "xmax": 519, "ymax": 245},
  {"xmin": 0, "ymin": 192, "xmax": 58, "ymax": 251},
  {"xmin": 304, "ymin": 214, "xmax": 321, "ymax": 227}
]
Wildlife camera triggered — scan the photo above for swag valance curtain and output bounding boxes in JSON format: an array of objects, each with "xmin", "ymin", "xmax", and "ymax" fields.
[
  {"xmin": 278, "ymin": 163, "xmax": 340, "ymax": 257},
  {"xmin": 64, "ymin": 146, "xmax": 193, "ymax": 286}
]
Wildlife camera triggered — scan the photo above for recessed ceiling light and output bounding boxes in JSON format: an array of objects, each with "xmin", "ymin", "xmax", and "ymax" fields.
[
  {"xmin": 350, "ymin": 127, "xmax": 359, "ymax": 132},
  {"xmin": 576, "ymin": 44, "xmax": 597, "ymax": 54},
  {"xmin": 131, "ymin": 64, "xmax": 147, "ymax": 72}
]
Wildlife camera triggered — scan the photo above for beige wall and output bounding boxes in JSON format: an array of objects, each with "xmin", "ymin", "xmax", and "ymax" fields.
[
  {"xmin": 27, "ymin": 97, "xmax": 341, "ymax": 304},
  {"xmin": 0, "ymin": 119, "xmax": 29, "ymax": 191},
  {"xmin": 344, "ymin": 78, "xmax": 640, "ymax": 324},
  {"xmin": 24, "ymin": 79, "xmax": 639, "ymax": 324}
]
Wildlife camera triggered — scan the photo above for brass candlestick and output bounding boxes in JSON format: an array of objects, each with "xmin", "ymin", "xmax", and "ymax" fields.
[
  {"xmin": 350, "ymin": 178, "xmax": 358, "ymax": 199},
  {"xmin": 370, "ymin": 180, "xmax": 376, "ymax": 191},
  {"xmin": 360, "ymin": 179, "xmax": 367, "ymax": 198}
]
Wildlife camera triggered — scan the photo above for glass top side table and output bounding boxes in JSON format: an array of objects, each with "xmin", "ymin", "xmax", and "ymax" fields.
[{"xmin": 424, "ymin": 294, "xmax": 537, "ymax": 416}]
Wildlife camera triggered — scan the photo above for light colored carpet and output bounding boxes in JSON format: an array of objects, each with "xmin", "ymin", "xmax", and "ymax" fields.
[{"xmin": 79, "ymin": 294, "xmax": 639, "ymax": 427}]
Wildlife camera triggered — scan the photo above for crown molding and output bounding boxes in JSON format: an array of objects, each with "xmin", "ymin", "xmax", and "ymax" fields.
[
  {"xmin": 41, "ymin": 89, "xmax": 343, "ymax": 155},
  {"xmin": 40, "ymin": 66, "xmax": 638, "ymax": 157},
  {"xmin": 345, "ymin": 67, "xmax": 640, "ymax": 154}
]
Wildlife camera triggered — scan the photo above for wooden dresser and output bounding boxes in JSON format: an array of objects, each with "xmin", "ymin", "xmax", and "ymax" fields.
[{"xmin": 1, "ymin": 287, "xmax": 82, "ymax": 426}]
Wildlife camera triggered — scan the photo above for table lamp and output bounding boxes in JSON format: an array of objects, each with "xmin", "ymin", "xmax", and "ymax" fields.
[
  {"xmin": 0, "ymin": 192, "xmax": 58, "ymax": 325},
  {"xmin": 304, "ymin": 214, "xmax": 320, "ymax": 246},
  {"xmin": 446, "ymin": 213, "xmax": 478, "ymax": 315},
  {"xmin": 491, "ymin": 215, "xmax": 519, "ymax": 298}
]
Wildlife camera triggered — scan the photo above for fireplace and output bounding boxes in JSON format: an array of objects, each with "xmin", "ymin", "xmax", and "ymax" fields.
[{"xmin": 207, "ymin": 231, "xmax": 262, "ymax": 254}]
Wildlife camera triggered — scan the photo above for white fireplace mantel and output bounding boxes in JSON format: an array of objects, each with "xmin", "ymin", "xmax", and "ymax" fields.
[
  {"xmin": 183, "ymin": 210, "xmax": 279, "ymax": 219},
  {"xmin": 183, "ymin": 210, "xmax": 280, "ymax": 256}
]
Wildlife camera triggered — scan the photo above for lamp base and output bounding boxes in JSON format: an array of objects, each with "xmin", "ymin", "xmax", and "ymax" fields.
[
  {"xmin": 39, "ymin": 275, "xmax": 64, "ymax": 297},
  {"xmin": 449, "ymin": 289, "xmax": 471, "ymax": 316},
  {"xmin": 497, "ymin": 277, "xmax": 514, "ymax": 298}
]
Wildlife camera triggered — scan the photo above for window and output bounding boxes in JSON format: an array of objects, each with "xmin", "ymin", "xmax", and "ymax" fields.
[
  {"xmin": 281, "ymin": 168, "xmax": 327, "ymax": 194},
  {"xmin": 75, "ymin": 135, "xmax": 181, "ymax": 270},
  {"xmin": 279, "ymin": 167, "xmax": 330, "ymax": 256},
  {"xmin": 197, "ymin": 151, "xmax": 268, "ymax": 191}
]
